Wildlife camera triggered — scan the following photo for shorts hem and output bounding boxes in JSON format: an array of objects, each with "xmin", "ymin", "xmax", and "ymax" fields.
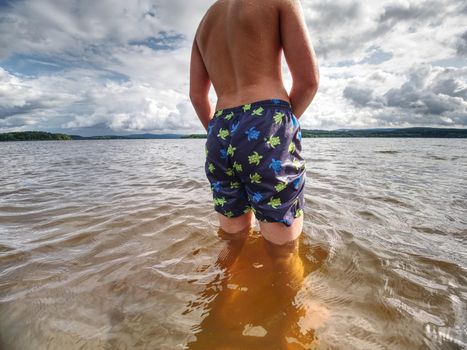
[
  {"xmin": 213, "ymin": 207, "xmax": 250, "ymax": 219},
  {"xmin": 255, "ymin": 212, "xmax": 303, "ymax": 227}
]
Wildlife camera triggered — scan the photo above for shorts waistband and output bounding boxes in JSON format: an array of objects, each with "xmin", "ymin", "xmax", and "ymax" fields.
[{"xmin": 213, "ymin": 99, "xmax": 292, "ymax": 117}]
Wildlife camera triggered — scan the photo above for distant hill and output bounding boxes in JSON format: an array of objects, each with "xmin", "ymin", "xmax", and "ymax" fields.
[
  {"xmin": 0, "ymin": 131, "xmax": 183, "ymax": 141},
  {"xmin": 181, "ymin": 134, "xmax": 207, "ymax": 139},
  {"xmin": 1, "ymin": 128, "xmax": 466, "ymax": 142},
  {"xmin": 183, "ymin": 127, "xmax": 467, "ymax": 139},
  {"xmin": 300, "ymin": 127, "xmax": 467, "ymax": 138},
  {"xmin": 0, "ymin": 131, "xmax": 72, "ymax": 141}
]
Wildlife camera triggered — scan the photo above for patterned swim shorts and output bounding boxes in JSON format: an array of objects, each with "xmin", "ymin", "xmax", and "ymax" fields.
[{"xmin": 205, "ymin": 99, "xmax": 305, "ymax": 226}]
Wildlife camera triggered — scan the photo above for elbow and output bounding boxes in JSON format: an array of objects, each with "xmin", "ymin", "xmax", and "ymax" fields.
[
  {"xmin": 306, "ymin": 72, "xmax": 320, "ymax": 97},
  {"xmin": 295, "ymin": 69, "xmax": 320, "ymax": 96},
  {"xmin": 189, "ymin": 92, "xmax": 199, "ymax": 104},
  {"xmin": 307, "ymin": 68, "xmax": 320, "ymax": 94},
  {"xmin": 296, "ymin": 78, "xmax": 319, "ymax": 97},
  {"xmin": 189, "ymin": 92, "xmax": 205, "ymax": 107},
  {"xmin": 307, "ymin": 79, "xmax": 319, "ymax": 96}
]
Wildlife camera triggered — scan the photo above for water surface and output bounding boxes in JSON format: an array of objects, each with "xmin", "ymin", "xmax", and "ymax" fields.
[{"xmin": 0, "ymin": 138, "xmax": 466, "ymax": 349}]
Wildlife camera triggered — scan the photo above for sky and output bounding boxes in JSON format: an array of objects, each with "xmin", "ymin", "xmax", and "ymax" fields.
[{"xmin": 0, "ymin": 0, "xmax": 466, "ymax": 136}]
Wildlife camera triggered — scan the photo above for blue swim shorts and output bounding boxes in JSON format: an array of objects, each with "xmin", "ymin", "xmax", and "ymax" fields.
[{"xmin": 205, "ymin": 99, "xmax": 305, "ymax": 226}]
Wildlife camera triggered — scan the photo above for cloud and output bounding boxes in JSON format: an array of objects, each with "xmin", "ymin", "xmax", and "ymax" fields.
[
  {"xmin": 305, "ymin": 0, "xmax": 466, "ymax": 64},
  {"xmin": 383, "ymin": 66, "xmax": 467, "ymax": 120},
  {"xmin": 0, "ymin": 0, "xmax": 466, "ymax": 134},
  {"xmin": 457, "ymin": 30, "xmax": 467, "ymax": 55},
  {"xmin": 62, "ymin": 81, "xmax": 196, "ymax": 132},
  {"xmin": 377, "ymin": 1, "xmax": 443, "ymax": 23},
  {"xmin": 0, "ymin": 66, "xmax": 197, "ymax": 134},
  {"xmin": 0, "ymin": 0, "xmax": 211, "ymax": 59},
  {"xmin": 0, "ymin": 0, "xmax": 212, "ymax": 134},
  {"xmin": 340, "ymin": 64, "xmax": 467, "ymax": 127},
  {"xmin": 343, "ymin": 86, "xmax": 377, "ymax": 107},
  {"xmin": 0, "ymin": 67, "xmax": 78, "ymax": 123}
]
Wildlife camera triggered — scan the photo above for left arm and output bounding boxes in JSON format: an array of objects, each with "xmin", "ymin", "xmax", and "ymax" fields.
[{"xmin": 189, "ymin": 37, "xmax": 214, "ymax": 131}]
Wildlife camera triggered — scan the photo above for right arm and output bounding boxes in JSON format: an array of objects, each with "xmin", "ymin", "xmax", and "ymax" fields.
[
  {"xmin": 189, "ymin": 36, "xmax": 215, "ymax": 131},
  {"xmin": 279, "ymin": 0, "xmax": 319, "ymax": 118}
]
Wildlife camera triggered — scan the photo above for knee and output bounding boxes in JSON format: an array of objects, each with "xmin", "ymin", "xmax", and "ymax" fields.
[
  {"xmin": 263, "ymin": 236, "xmax": 299, "ymax": 258},
  {"xmin": 217, "ymin": 226, "xmax": 249, "ymax": 240},
  {"xmin": 260, "ymin": 215, "xmax": 303, "ymax": 245}
]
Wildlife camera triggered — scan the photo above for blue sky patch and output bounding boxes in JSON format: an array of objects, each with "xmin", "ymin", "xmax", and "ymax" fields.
[
  {"xmin": 360, "ymin": 46, "xmax": 393, "ymax": 65},
  {"xmin": 1, "ymin": 54, "xmax": 70, "ymax": 76},
  {"xmin": 129, "ymin": 31, "xmax": 185, "ymax": 51},
  {"xmin": 0, "ymin": 53, "xmax": 129, "ymax": 82}
]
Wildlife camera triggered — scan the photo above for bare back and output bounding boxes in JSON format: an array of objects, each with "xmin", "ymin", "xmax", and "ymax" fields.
[{"xmin": 195, "ymin": 0, "xmax": 289, "ymax": 110}]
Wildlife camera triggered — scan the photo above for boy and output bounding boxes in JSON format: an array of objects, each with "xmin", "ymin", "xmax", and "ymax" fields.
[{"xmin": 190, "ymin": 0, "xmax": 319, "ymax": 245}]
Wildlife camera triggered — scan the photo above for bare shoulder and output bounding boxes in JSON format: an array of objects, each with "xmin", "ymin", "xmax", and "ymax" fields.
[
  {"xmin": 194, "ymin": 1, "xmax": 222, "ymax": 43},
  {"xmin": 259, "ymin": 0, "xmax": 303, "ymax": 21},
  {"xmin": 274, "ymin": 0, "xmax": 300, "ymax": 9}
]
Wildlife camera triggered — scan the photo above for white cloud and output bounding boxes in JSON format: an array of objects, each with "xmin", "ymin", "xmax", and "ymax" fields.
[
  {"xmin": 0, "ymin": 67, "xmax": 196, "ymax": 133},
  {"xmin": 0, "ymin": 0, "xmax": 466, "ymax": 134},
  {"xmin": 63, "ymin": 81, "xmax": 196, "ymax": 132},
  {"xmin": 0, "ymin": 67, "xmax": 78, "ymax": 127},
  {"xmin": 0, "ymin": 0, "xmax": 211, "ymax": 58}
]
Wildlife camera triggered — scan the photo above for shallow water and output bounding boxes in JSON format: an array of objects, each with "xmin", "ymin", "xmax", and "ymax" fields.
[{"xmin": 0, "ymin": 138, "xmax": 466, "ymax": 350}]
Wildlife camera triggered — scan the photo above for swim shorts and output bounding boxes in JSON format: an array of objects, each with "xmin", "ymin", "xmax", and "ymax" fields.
[{"xmin": 204, "ymin": 99, "xmax": 305, "ymax": 227}]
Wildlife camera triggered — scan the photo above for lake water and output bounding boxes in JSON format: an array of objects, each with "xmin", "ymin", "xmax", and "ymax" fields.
[{"xmin": 0, "ymin": 138, "xmax": 466, "ymax": 350}]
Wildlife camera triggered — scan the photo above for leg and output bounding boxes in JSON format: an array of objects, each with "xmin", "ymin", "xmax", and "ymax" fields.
[
  {"xmin": 217, "ymin": 211, "xmax": 256, "ymax": 236},
  {"xmin": 259, "ymin": 214, "xmax": 303, "ymax": 245},
  {"xmin": 261, "ymin": 225, "xmax": 312, "ymax": 350}
]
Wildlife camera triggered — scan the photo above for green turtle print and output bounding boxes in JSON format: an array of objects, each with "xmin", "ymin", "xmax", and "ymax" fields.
[
  {"xmin": 266, "ymin": 135, "xmax": 281, "ymax": 148},
  {"xmin": 273, "ymin": 111, "xmax": 285, "ymax": 124},
  {"xmin": 251, "ymin": 106, "xmax": 264, "ymax": 116},
  {"xmin": 205, "ymin": 99, "xmax": 305, "ymax": 227},
  {"xmin": 248, "ymin": 151, "xmax": 263, "ymax": 165},
  {"xmin": 232, "ymin": 161, "xmax": 243, "ymax": 172},
  {"xmin": 217, "ymin": 128, "xmax": 229, "ymax": 140}
]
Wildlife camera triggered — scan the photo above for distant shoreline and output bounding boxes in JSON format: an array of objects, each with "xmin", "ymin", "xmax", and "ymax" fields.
[{"xmin": 1, "ymin": 128, "xmax": 467, "ymax": 142}]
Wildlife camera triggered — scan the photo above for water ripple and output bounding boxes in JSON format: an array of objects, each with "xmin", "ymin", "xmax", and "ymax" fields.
[{"xmin": 0, "ymin": 138, "xmax": 466, "ymax": 349}]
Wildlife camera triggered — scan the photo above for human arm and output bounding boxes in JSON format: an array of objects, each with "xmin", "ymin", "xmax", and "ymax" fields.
[
  {"xmin": 279, "ymin": 0, "xmax": 319, "ymax": 118},
  {"xmin": 189, "ymin": 37, "xmax": 215, "ymax": 131}
]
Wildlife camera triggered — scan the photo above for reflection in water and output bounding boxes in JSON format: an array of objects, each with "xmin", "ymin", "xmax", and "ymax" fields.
[{"xmin": 185, "ymin": 230, "xmax": 329, "ymax": 350}]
